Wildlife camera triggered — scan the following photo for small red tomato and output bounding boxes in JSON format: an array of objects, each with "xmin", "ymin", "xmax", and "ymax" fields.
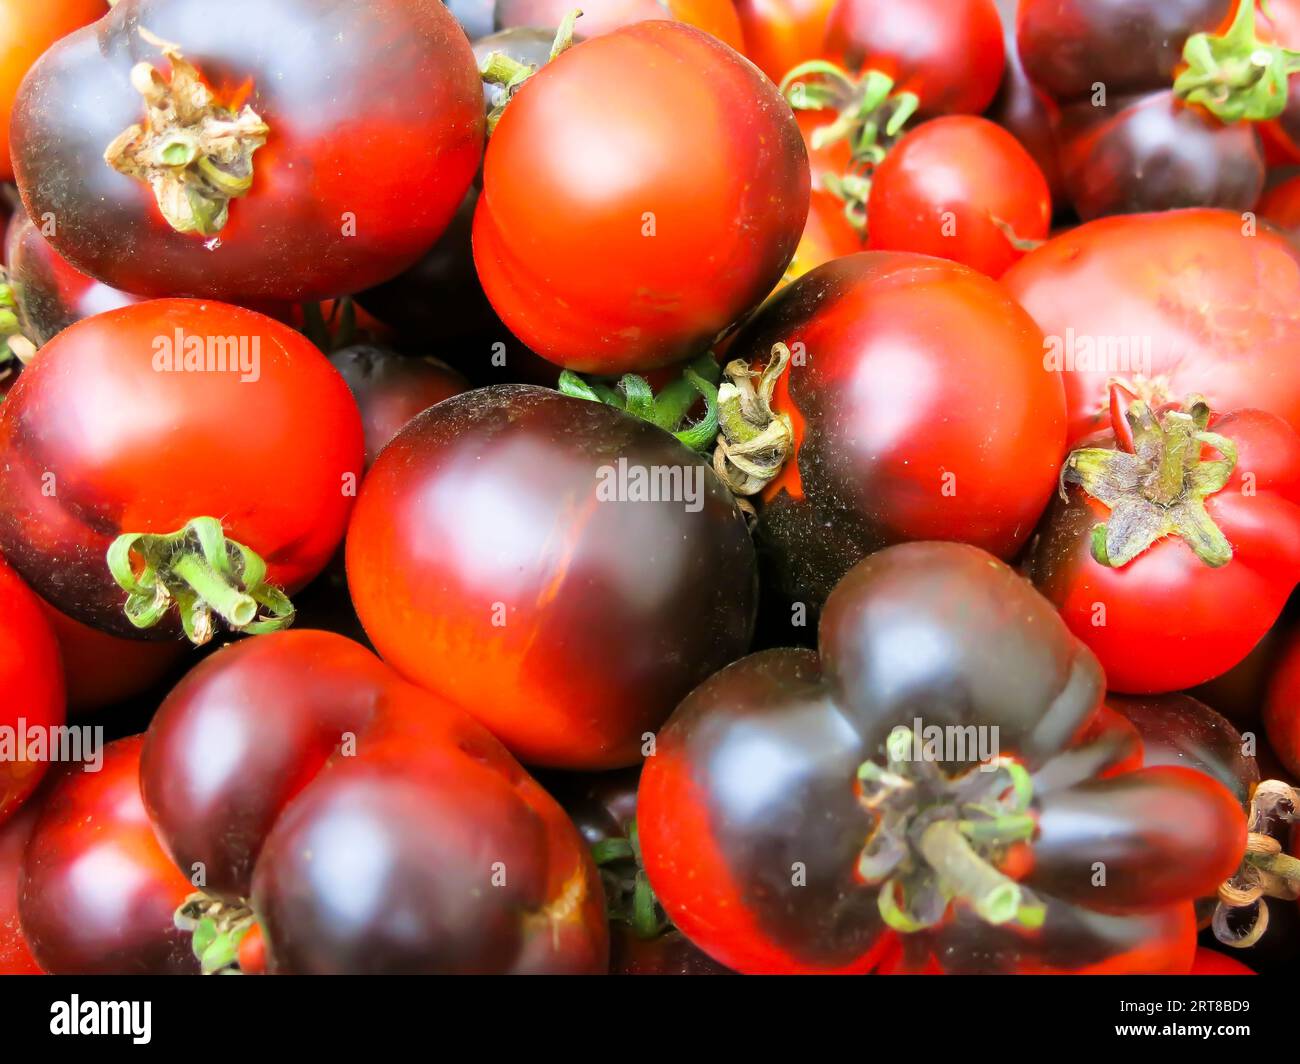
[
  {"xmin": 19, "ymin": 736, "xmax": 198, "ymax": 975},
  {"xmin": 1264, "ymin": 631, "xmax": 1300, "ymax": 778},
  {"xmin": 11, "ymin": 0, "xmax": 484, "ymax": 302},
  {"xmin": 734, "ymin": 0, "xmax": 837, "ymax": 83},
  {"xmin": 0, "ymin": 556, "xmax": 64, "ymax": 824},
  {"xmin": 0, "ymin": 299, "xmax": 364, "ymax": 643},
  {"xmin": 1027, "ymin": 388, "xmax": 1300, "ymax": 693},
  {"xmin": 867, "ymin": 115, "xmax": 1051, "ymax": 278},
  {"xmin": 824, "ymin": 0, "xmax": 1005, "ymax": 116},
  {"xmin": 474, "ymin": 22, "xmax": 809, "ymax": 374}
]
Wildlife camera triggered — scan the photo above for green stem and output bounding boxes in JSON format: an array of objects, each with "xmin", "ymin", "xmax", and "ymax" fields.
[{"xmin": 917, "ymin": 821, "xmax": 1038, "ymax": 927}]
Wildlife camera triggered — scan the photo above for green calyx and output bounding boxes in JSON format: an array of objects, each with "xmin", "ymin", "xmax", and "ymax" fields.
[
  {"xmin": 481, "ymin": 8, "xmax": 582, "ymax": 133},
  {"xmin": 175, "ymin": 893, "xmax": 258, "ymax": 975},
  {"xmin": 857, "ymin": 726, "xmax": 1045, "ymax": 935},
  {"xmin": 559, "ymin": 352, "xmax": 724, "ymax": 452},
  {"xmin": 1063, "ymin": 396, "xmax": 1238, "ymax": 569},
  {"xmin": 1174, "ymin": 0, "xmax": 1300, "ymax": 122},
  {"xmin": 591, "ymin": 821, "xmax": 668, "ymax": 940},
  {"xmin": 107, "ymin": 516, "xmax": 295, "ymax": 646}
]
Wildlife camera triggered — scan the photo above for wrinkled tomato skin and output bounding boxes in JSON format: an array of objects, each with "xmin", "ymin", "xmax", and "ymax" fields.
[
  {"xmin": 641, "ymin": 542, "xmax": 1240, "ymax": 974},
  {"xmin": 1003, "ymin": 210, "xmax": 1300, "ymax": 445},
  {"xmin": 4, "ymin": 207, "xmax": 142, "ymax": 347},
  {"xmin": 19, "ymin": 736, "xmax": 198, "ymax": 975},
  {"xmin": 733, "ymin": 0, "xmax": 836, "ymax": 83},
  {"xmin": 730, "ymin": 252, "xmax": 1066, "ymax": 609},
  {"xmin": 1026, "ymin": 409, "xmax": 1300, "ymax": 693},
  {"xmin": 347, "ymin": 386, "xmax": 758, "ymax": 769},
  {"xmin": 824, "ymin": 0, "xmax": 1005, "ymax": 116},
  {"xmin": 474, "ymin": 22, "xmax": 809, "ymax": 374},
  {"xmin": 866, "ymin": 116, "xmax": 1051, "ymax": 278},
  {"xmin": 495, "ymin": 0, "xmax": 746, "ymax": 50},
  {"xmin": 0, "ymin": 0, "xmax": 107, "ymax": 183},
  {"xmin": 0, "ymin": 556, "xmax": 65, "ymax": 824},
  {"xmin": 142, "ymin": 631, "xmax": 609, "ymax": 974},
  {"xmin": 11, "ymin": 0, "xmax": 484, "ymax": 302},
  {"xmin": 0, "ymin": 800, "xmax": 44, "ymax": 974},
  {"xmin": 0, "ymin": 299, "xmax": 365, "ymax": 639},
  {"xmin": 328, "ymin": 345, "xmax": 468, "ymax": 470},
  {"xmin": 1264, "ymin": 630, "xmax": 1300, "ymax": 778}
]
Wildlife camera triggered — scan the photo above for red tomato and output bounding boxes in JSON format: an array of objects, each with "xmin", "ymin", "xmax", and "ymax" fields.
[
  {"xmin": 1003, "ymin": 209, "xmax": 1300, "ymax": 445},
  {"xmin": 19, "ymin": 736, "xmax": 198, "ymax": 974},
  {"xmin": 347, "ymin": 386, "xmax": 758, "ymax": 769},
  {"xmin": 0, "ymin": 299, "xmax": 364, "ymax": 643},
  {"xmin": 1027, "ymin": 390, "xmax": 1300, "ymax": 693},
  {"xmin": 474, "ymin": 22, "xmax": 809, "ymax": 374},
  {"xmin": 734, "ymin": 0, "xmax": 836, "ymax": 83},
  {"xmin": 824, "ymin": 0, "xmax": 1005, "ymax": 116},
  {"xmin": 0, "ymin": 556, "xmax": 64, "ymax": 824},
  {"xmin": 11, "ymin": 0, "xmax": 483, "ymax": 302},
  {"xmin": 1189, "ymin": 947, "xmax": 1256, "ymax": 974},
  {"xmin": 866, "ymin": 116, "xmax": 1052, "ymax": 278},
  {"xmin": 0, "ymin": 800, "xmax": 43, "ymax": 974},
  {"xmin": 496, "ymin": 0, "xmax": 746, "ymax": 50},
  {"xmin": 1260, "ymin": 175, "xmax": 1300, "ymax": 243},
  {"xmin": 1264, "ymin": 630, "xmax": 1300, "ymax": 778},
  {"xmin": 0, "ymin": 0, "xmax": 107, "ymax": 183}
]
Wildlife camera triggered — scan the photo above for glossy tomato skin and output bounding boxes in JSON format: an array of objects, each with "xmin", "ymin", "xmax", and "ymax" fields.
[
  {"xmin": 0, "ymin": 557, "xmax": 65, "ymax": 824},
  {"xmin": 866, "ymin": 116, "xmax": 1051, "ymax": 278},
  {"xmin": 348, "ymin": 386, "xmax": 757, "ymax": 769},
  {"xmin": 4, "ymin": 205, "xmax": 142, "ymax": 347},
  {"xmin": 495, "ymin": 0, "xmax": 746, "ymax": 50},
  {"xmin": 733, "ymin": 0, "xmax": 835, "ymax": 83},
  {"xmin": 141, "ymin": 630, "xmax": 609, "ymax": 974},
  {"xmin": 825, "ymin": 0, "xmax": 1005, "ymax": 116},
  {"xmin": 11, "ymin": 0, "xmax": 484, "ymax": 302},
  {"xmin": 0, "ymin": 0, "xmax": 107, "ymax": 183},
  {"xmin": 639, "ymin": 542, "xmax": 1244, "ymax": 974},
  {"xmin": 730, "ymin": 252, "xmax": 1066, "ymax": 610},
  {"xmin": 1003, "ymin": 210, "xmax": 1300, "ymax": 445},
  {"xmin": 1264, "ymin": 631, "xmax": 1300, "ymax": 778},
  {"xmin": 19, "ymin": 736, "xmax": 198, "ymax": 975},
  {"xmin": 474, "ymin": 22, "xmax": 809, "ymax": 374},
  {"xmin": 1026, "ymin": 408, "xmax": 1300, "ymax": 693},
  {"xmin": 0, "ymin": 299, "xmax": 364, "ymax": 638},
  {"xmin": 328, "ymin": 345, "xmax": 468, "ymax": 469},
  {"xmin": 0, "ymin": 800, "xmax": 43, "ymax": 974}
]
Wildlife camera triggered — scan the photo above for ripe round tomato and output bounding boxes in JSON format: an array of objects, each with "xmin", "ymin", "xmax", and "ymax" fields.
[
  {"xmin": 0, "ymin": 556, "xmax": 64, "ymax": 824},
  {"xmin": 1026, "ymin": 390, "xmax": 1300, "ymax": 693},
  {"xmin": 11, "ymin": 0, "xmax": 484, "ymax": 302},
  {"xmin": 734, "ymin": 0, "xmax": 836, "ymax": 83},
  {"xmin": 347, "ymin": 385, "xmax": 758, "ymax": 769},
  {"xmin": 1003, "ymin": 209, "xmax": 1300, "ymax": 444},
  {"xmin": 729, "ymin": 251, "xmax": 1066, "ymax": 609},
  {"xmin": 824, "ymin": 0, "xmax": 1005, "ymax": 116},
  {"xmin": 19, "ymin": 736, "xmax": 198, "ymax": 975},
  {"xmin": 639, "ymin": 542, "xmax": 1245, "ymax": 974},
  {"xmin": 328, "ymin": 345, "xmax": 468, "ymax": 470},
  {"xmin": 496, "ymin": 0, "xmax": 746, "ymax": 50},
  {"xmin": 866, "ymin": 115, "xmax": 1051, "ymax": 278},
  {"xmin": 474, "ymin": 22, "xmax": 809, "ymax": 374},
  {"xmin": 4, "ymin": 205, "xmax": 142, "ymax": 347},
  {"xmin": 0, "ymin": 0, "xmax": 107, "ymax": 183},
  {"xmin": 1264, "ymin": 630, "xmax": 1300, "ymax": 778},
  {"xmin": 0, "ymin": 299, "xmax": 364, "ymax": 642},
  {"xmin": 141, "ymin": 630, "xmax": 609, "ymax": 973},
  {"xmin": 0, "ymin": 800, "xmax": 43, "ymax": 974}
]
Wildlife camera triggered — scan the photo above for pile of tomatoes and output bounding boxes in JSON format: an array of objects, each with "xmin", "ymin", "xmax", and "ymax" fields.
[{"xmin": 1, "ymin": 0, "xmax": 1299, "ymax": 979}]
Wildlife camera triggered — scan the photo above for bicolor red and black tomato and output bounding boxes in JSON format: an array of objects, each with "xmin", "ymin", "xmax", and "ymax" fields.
[
  {"xmin": 865, "ymin": 115, "xmax": 1052, "ymax": 278},
  {"xmin": 140, "ymin": 630, "xmax": 609, "ymax": 974},
  {"xmin": 0, "ymin": 800, "xmax": 43, "ymax": 974},
  {"xmin": 0, "ymin": 555, "xmax": 64, "ymax": 824},
  {"xmin": 639, "ymin": 541, "xmax": 1246, "ymax": 975},
  {"xmin": 824, "ymin": 0, "xmax": 1005, "ymax": 116},
  {"xmin": 733, "ymin": 0, "xmax": 836, "ymax": 84},
  {"xmin": 11, "ymin": 0, "xmax": 484, "ymax": 302},
  {"xmin": 19, "ymin": 736, "xmax": 198, "ymax": 975},
  {"xmin": 1003, "ymin": 209, "xmax": 1300, "ymax": 445},
  {"xmin": 0, "ymin": 0, "xmax": 107, "ymax": 183},
  {"xmin": 473, "ymin": 21, "xmax": 809, "ymax": 374},
  {"xmin": 1026, "ymin": 387, "xmax": 1300, "ymax": 693},
  {"xmin": 347, "ymin": 385, "xmax": 758, "ymax": 769},
  {"xmin": 4, "ymin": 204, "xmax": 142, "ymax": 347},
  {"xmin": 0, "ymin": 299, "xmax": 364, "ymax": 643},
  {"xmin": 728, "ymin": 251, "xmax": 1066, "ymax": 610},
  {"xmin": 328, "ymin": 345, "xmax": 468, "ymax": 470},
  {"xmin": 1264, "ymin": 630, "xmax": 1300, "ymax": 778},
  {"xmin": 494, "ymin": 0, "xmax": 747, "ymax": 50}
]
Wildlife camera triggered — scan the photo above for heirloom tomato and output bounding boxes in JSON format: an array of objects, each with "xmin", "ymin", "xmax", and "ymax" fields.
[
  {"xmin": 0, "ymin": 299, "xmax": 364, "ymax": 643},
  {"xmin": 347, "ymin": 385, "xmax": 757, "ymax": 769},
  {"xmin": 639, "ymin": 542, "xmax": 1246, "ymax": 974},
  {"xmin": 141, "ymin": 630, "xmax": 609, "ymax": 974},
  {"xmin": 11, "ymin": 0, "xmax": 484, "ymax": 302}
]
